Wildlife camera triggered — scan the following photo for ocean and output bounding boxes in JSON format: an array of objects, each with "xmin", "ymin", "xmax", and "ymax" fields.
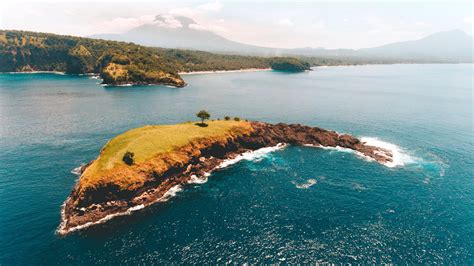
[{"xmin": 0, "ymin": 64, "xmax": 472, "ymax": 263}]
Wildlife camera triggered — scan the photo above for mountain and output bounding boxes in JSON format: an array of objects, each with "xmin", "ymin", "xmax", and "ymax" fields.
[
  {"xmin": 356, "ymin": 29, "xmax": 473, "ymax": 62},
  {"xmin": 91, "ymin": 15, "xmax": 271, "ymax": 54},
  {"xmin": 91, "ymin": 15, "xmax": 473, "ymax": 63}
]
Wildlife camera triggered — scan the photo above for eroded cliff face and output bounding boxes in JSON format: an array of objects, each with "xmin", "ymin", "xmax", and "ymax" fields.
[{"xmin": 58, "ymin": 122, "xmax": 392, "ymax": 235}]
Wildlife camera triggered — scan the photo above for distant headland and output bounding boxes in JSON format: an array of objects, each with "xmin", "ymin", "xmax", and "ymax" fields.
[
  {"xmin": 0, "ymin": 30, "xmax": 310, "ymax": 87},
  {"xmin": 58, "ymin": 114, "xmax": 394, "ymax": 235}
]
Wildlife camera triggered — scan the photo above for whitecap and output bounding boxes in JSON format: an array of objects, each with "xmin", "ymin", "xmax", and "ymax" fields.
[
  {"xmin": 216, "ymin": 143, "xmax": 287, "ymax": 169},
  {"xmin": 294, "ymin": 178, "xmax": 317, "ymax": 189},
  {"xmin": 361, "ymin": 137, "xmax": 416, "ymax": 167},
  {"xmin": 188, "ymin": 174, "xmax": 208, "ymax": 185},
  {"xmin": 157, "ymin": 185, "xmax": 183, "ymax": 202},
  {"xmin": 70, "ymin": 165, "xmax": 83, "ymax": 176},
  {"xmin": 304, "ymin": 144, "xmax": 375, "ymax": 163},
  {"xmin": 57, "ymin": 184, "xmax": 183, "ymax": 235},
  {"xmin": 305, "ymin": 138, "xmax": 417, "ymax": 168}
]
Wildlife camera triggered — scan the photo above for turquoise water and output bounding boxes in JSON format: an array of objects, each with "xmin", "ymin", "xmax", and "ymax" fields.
[{"xmin": 0, "ymin": 64, "xmax": 472, "ymax": 264}]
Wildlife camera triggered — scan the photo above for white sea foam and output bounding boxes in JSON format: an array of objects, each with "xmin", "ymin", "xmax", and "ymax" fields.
[
  {"xmin": 57, "ymin": 185, "xmax": 182, "ymax": 235},
  {"xmin": 158, "ymin": 185, "xmax": 183, "ymax": 201},
  {"xmin": 70, "ymin": 165, "xmax": 83, "ymax": 176},
  {"xmin": 361, "ymin": 137, "xmax": 416, "ymax": 167},
  {"xmin": 216, "ymin": 143, "xmax": 287, "ymax": 169},
  {"xmin": 304, "ymin": 138, "xmax": 416, "ymax": 168},
  {"xmin": 58, "ymin": 144, "xmax": 286, "ymax": 235},
  {"xmin": 100, "ymin": 83, "xmax": 133, "ymax": 87},
  {"xmin": 188, "ymin": 174, "xmax": 208, "ymax": 184},
  {"xmin": 294, "ymin": 179, "xmax": 317, "ymax": 189},
  {"xmin": 304, "ymin": 143, "xmax": 375, "ymax": 163}
]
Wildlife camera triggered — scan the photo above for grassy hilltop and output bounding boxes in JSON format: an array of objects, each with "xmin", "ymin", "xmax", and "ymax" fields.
[{"xmin": 77, "ymin": 120, "xmax": 253, "ymax": 197}]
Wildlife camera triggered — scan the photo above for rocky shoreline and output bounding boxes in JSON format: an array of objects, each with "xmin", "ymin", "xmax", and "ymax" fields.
[{"xmin": 58, "ymin": 122, "xmax": 393, "ymax": 235}]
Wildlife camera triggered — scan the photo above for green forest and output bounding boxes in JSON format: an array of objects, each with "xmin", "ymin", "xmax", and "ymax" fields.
[{"xmin": 0, "ymin": 30, "xmax": 313, "ymax": 86}]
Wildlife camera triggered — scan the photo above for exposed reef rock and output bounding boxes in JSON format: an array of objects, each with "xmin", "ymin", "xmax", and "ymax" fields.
[{"xmin": 58, "ymin": 121, "xmax": 392, "ymax": 235}]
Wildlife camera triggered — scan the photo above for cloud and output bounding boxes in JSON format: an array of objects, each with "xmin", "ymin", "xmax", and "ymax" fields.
[
  {"xmin": 278, "ymin": 18, "xmax": 294, "ymax": 27},
  {"xmin": 169, "ymin": 7, "xmax": 197, "ymax": 17},
  {"xmin": 100, "ymin": 15, "xmax": 155, "ymax": 33},
  {"xmin": 189, "ymin": 22, "xmax": 227, "ymax": 33},
  {"xmin": 189, "ymin": 23, "xmax": 207, "ymax": 31},
  {"xmin": 464, "ymin": 16, "xmax": 473, "ymax": 24},
  {"xmin": 197, "ymin": 0, "xmax": 223, "ymax": 12},
  {"xmin": 153, "ymin": 14, "xmax": 183, "ymax": 28}
]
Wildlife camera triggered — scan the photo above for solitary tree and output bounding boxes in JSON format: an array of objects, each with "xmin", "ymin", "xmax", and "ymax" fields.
[{"xmin": 196, "ymin": 110, "xmax": 211, "ymax": 125}]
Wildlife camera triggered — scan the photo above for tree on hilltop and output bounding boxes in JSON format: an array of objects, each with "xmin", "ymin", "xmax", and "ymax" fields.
[{"xmin": 196, "ymin": 110, "xmax": 211, "ymax": 125}]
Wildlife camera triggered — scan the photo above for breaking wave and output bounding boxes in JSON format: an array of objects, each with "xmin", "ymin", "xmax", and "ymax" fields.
[
  {"xmin": 188, "ymin": 174, "xmax": 208, "ymax": 184},
  {"xmin": 57, "ymin": 185, "xmax": 183, "ymax": 235},
  {"xmin": 305, "ymin": 137, "xmax": 417, "ymax": 168},
  {"xmin": 216, "ymin": 143, "xmax": 287, "ymax": 169},
  {"xmin": 293, "ymin": 179, "xmax": 317, "ymax": 189},
  {"xmin": 360, "ymin": 137, "xmax": 416, "ymax": 167}
]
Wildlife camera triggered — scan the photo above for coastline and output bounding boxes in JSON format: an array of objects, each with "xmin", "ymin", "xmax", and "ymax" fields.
[
  {"xmin": 57, "ymin": 121, "xmax": 396, "ymax": 235},
  {"xmin": 57, "ymin": 145, "xmax": 283, "ymax": 235},
  {"xmin": 1, "ymin": 71, "xmax": 67, "ymax": 75},
  {"xmin": 178, "ymin": 68, "xmax": 272, "ymax": 75}
]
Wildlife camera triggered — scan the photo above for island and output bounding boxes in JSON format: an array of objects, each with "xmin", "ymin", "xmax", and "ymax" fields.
[
  {"xmin": 0, "ymin": 30, "xmax": 311, "ymax": 87},
  {"xmin": 58, "ymin": 119, "xmax": 393, "ymax": 235},
  {"xmin": 270, "ymin": 57, "xmax": 311, "ymax": 72}
]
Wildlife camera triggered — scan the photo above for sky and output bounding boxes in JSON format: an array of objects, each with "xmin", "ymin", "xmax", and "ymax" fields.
[{"xmin": 0, "ymin": 0, "xmax": 472, "ymax": 49}]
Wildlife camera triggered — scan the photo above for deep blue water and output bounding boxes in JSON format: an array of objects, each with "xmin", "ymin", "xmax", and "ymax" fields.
[{"xmin": 0, "ymin": 64, "xmax": 472, "ymax": 264}]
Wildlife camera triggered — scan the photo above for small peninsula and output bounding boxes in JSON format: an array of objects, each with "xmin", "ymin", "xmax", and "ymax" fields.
[{"xmin": 58, "ymin": 120, "xmax": 394, "ymax": 235}]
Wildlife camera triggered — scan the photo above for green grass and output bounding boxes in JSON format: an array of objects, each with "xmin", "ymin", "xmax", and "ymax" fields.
[{"xmin": 82, "ymin": 120, "xmax": 252, "ymax": 182}]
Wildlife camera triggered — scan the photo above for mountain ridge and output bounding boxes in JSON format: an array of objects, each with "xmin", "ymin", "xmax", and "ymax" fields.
[{"xmin": 91, "ymin": 15, "xmax": 473, "ymax": 63}]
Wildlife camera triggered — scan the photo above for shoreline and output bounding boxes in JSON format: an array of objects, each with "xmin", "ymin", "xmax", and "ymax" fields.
[
  {"xmin": 57, "ymin": 122, "xmax": 397, "ymax": 235},
  {"xmin": 2, "ymin": 71, "xmax": 67, "ymax": 75},
  {"xmin": 58, "ymin": 135, "xmax": 403, "ymax": 235},
  {"xmin": 178, "ymin": 68, "xmax": 272, "ymax": 75},
  {"xmin": 57, "ymin": 144, "xmax": 281, "ymax": 235},
  {"xmin": 57, "ymin": 119, "xmax": 402, "ymax": 235}
]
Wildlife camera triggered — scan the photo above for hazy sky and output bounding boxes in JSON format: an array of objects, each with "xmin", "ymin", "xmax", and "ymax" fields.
[{"xmin": 1, "ymin": 0, "xmax": 472, "ymax": 49}]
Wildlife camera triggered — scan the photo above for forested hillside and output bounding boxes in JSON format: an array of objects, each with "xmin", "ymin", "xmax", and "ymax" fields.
[{"xmin": 0, "ymin": 30, "xmax": 311, "ymax": 86}]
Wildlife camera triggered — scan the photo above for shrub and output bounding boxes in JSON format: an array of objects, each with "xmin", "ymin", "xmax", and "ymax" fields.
[
  {"xmin": 196, "ymin": 110, "xmax": 211, "ymax": 124},
  {"xmin": 234, "ymin": 117, "xmax": 240, "ymax": 121},
  {"xmin": 123, "ymin": 151, "xmax": 135, "ymax": 165},
  {"xmin": 224, "ymin": 116, "xmax": 231, "ymax": 121}
]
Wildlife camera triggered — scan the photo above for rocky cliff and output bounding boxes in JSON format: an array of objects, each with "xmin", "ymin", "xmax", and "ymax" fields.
[{"xmin": 58, "ymin": 121, "xmax": 392, "ymax": 235}]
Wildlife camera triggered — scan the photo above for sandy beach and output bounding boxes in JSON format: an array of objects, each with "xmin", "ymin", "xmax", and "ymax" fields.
[{"xmin": 179, "ymin": 68, "xmax": 272, "ymax": 75}]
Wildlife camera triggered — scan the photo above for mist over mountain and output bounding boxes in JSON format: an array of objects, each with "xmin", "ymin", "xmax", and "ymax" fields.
[
  {"xmin": 91, "ymin": 15, "xmax": 473, "ymax": 63},
  {"xmin": 90, "ymin": 15, "xmax": 272, "ymax": 54},
  {"xmin": 357, "ymin": 29, "xmax": 473, "ymax": 62}
]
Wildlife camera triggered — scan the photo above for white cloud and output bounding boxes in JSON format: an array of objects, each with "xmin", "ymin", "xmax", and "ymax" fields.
[
  {"xmin": 189, "ymin": 22, "xmax": 227, "ymax": 33},
  {"xmin": 153, "ymin": 14, "xmax": 183, "ymax": 28},
  {"xmin": 189, "ymin": 23, "xmax": 207, "ymax": 31},
  {"xmin": 169, "ymin": 7, "xmax": 197, "ymax": 18},
  {"xmin": 278, "ymin": 18, "xmax": 294, "ymax": 27},
  {"xmin": 197, "ymin": 0, "xmax": 223, "ymax": 12},
  {"xmin": 100, "ymin": 15, "xmax": 155, "ymax": 33},
  {"xmin": 464, "ymin": 16, "xmax": 473, "ymax": 24}
]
